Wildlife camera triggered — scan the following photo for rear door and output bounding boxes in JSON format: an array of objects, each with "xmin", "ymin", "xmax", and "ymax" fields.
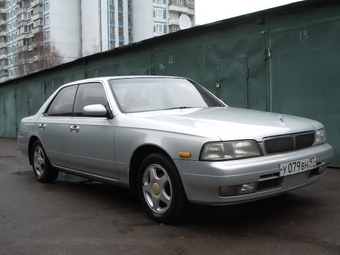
[{"xmin": 39, "ymin": 85, "xmax": 77, "ymax": 167}]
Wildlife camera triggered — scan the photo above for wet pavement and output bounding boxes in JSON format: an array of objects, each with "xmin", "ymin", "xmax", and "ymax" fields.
[{"xmin": 1, "ymin": 138, "xmax": 339, "ymax": 255}]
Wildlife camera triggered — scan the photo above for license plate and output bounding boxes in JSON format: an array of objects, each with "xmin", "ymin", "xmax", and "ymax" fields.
[{"xmin": 280, "ymin": 156, "xmax": 316, "ymax": 177}]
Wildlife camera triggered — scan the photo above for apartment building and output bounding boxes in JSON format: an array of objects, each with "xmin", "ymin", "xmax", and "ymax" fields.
[
  {"xmin": 0, "ymin": 0, "xmax": 81, "ymax": 82},
  {"xmin": 81, "ymin": 0, "xmax": 134, "ymax": 56},
  {"xmin": 0, "ymin": 0, "xmax": 195, "ymax": 82},
  {"xmin": 82, "ymin": 0, "xmax": 195, "ymax": 56},
  {"xmin": 133, "ymin": 0, "xmax": 195, "ymax": 42}
]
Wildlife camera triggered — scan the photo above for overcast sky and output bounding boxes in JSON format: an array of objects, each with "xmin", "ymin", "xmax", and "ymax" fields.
[{"xmin": 195, "ymin": 0, "xmax": 303, "ymax": 25}]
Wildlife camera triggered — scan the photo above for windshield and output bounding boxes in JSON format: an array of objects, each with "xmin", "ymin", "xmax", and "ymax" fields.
[{"xmin": 109, "ymin": 77, "xmax": 225, "ymax": 113}]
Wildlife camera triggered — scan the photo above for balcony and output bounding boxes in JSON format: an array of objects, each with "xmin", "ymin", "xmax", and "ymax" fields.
[
  {"xmin": 169, "ymin": 18, "xmax": 179, "ymax": 26},
  {"xmin": 0, "ymin": 19, "xmax": 6, "ymax": 28},
  {"xmin": 32, "ymin": 26, "xmax": 43, "ymax": 35},
  {"xmin": 17, "ymin": 7, "xmax": 28, "ymax": 15},
  {"xmin": 0, "ymin": 41, "xmax": 6, "ymax": 49},
  {"xmin": 17, "ymin": 32, "xmax": 28, "ymax": 41},
  {"xmin": 0, "ymin": 76, "xmax": 8, "ymax": 81},
  {"xmin": 18, "ymin": 45, "xmax": 28, "ymax": 52},
  {"xmin": 0, "ymin": 62, "xmax": 8, "ymax": 70},
  {"xmin": 32, "ymin": 55, "xmax": 40, "ymax": 62},
  {"xmin": 27, "ymin": 27, "xmax": 42, "ymax": 39},
  {"xmin": 0, "ymin": 54, "xmax": 7, "ymax": 60},
  {"xmin": 0, "ymin": 62, "xmax": 8, "ymax": 67},
  {"xmin": 0, "ymin": 8, "xmax": 5, "ymax": 14},
  {"xmin": 186, "ymin": 0, "xmax": 195, "ymax": 9},
  {"xmin": 28, "ymin": 54, "xmax": 40, "ymax": 64},
  {"xmin": 168, "ymin": 4, "xmax": 194, "ymax": 15},
  {"xmin": 30, "ymin": 0, "xmax": 42, "ymax": 8},
  {"xmin": 21, "ymin": 0, "xmax": 30, "ymax": 8},
  {"xmin": 17, "ymin": 19, "xmax": 28, "ymax": 28},
  {"xmin": 31, "ymin": 12, "xmax": 43, "ymax": 21}
]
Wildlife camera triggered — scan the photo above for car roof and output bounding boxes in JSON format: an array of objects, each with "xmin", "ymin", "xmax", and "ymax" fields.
[{"xmin": 61, "ymin": 75, "xmax": 186, "ymax": 87}]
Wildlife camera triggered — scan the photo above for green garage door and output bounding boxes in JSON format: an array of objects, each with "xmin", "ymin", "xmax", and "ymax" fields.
[{"xmin": 270, "ymin": 18, "xmax": 340, "ymax": 166}]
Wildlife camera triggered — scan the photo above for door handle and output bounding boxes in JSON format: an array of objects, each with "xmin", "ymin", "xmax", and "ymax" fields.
[
  {"xmin": 38, "ymin": 123, "xmax": 46, "ymax": 130},
  {"xmin": 70, "ymin": 125, "xmax": 80, "ymax": 133}
]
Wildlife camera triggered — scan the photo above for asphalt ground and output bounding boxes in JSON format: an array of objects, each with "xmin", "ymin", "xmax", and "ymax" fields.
[{"xmin": 0, "ymin": 138, "xmax": 339, "ymax": 255}]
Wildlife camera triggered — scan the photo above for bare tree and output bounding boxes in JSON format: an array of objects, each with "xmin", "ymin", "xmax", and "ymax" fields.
[
  {"xmin": 17, "ymin": 31, "xmax": 63, "ymax": 77},
  {"xmin": 83, "ymin": 38, "xmax": 101, "ymax": 57}
]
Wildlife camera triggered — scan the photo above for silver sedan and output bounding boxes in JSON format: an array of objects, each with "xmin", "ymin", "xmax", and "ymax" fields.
[{"xmin": 18, "ymin": 76, "xmax": 333, "ymax": 224}]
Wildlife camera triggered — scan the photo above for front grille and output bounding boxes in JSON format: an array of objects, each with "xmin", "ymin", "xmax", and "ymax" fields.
[
  {"xmin": 295, "ymin": 133, "xmax": 315, "ymax": 149},
  {"xmin": 264, "ymin": 132, "xmax": 315, "ymax": 154}
]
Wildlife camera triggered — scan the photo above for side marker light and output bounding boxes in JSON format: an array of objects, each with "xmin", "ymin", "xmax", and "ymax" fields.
[{"xmin": 179, "ymin": 152, "xmax": 191, "ymax": 158}]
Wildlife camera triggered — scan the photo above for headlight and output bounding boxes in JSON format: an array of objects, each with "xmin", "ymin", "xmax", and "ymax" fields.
[
  {"xmin": 200, "ymin": 140, "xmax": 262, "ymax": 161},
  {"xmin": 314, "ymin": 128, "xmax": 327, "ymax": 145}
]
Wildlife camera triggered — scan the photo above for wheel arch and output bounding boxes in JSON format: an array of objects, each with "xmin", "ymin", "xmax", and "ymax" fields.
[
  {"xmin": 129, "ymin": 144, "xmax": 173, "ymax": 197},
  {"xmin": 28, "ymin": 136, "xmax": 40, "ymax": 165}
]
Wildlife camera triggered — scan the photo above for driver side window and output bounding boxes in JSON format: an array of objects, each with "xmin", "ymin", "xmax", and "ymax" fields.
[{"xmin": 73, "ymin": 83, "xmax": 108, "ymax": 116}]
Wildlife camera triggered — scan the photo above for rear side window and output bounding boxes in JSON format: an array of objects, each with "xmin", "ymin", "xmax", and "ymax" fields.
[{"xmin": 46, "ymin": 86, "xmax": 77, "ymax": 116}]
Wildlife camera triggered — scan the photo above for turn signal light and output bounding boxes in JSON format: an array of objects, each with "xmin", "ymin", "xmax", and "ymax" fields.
[{"xmin": 179, "ymin": 151, "xmax": 191, "ymax": 158}]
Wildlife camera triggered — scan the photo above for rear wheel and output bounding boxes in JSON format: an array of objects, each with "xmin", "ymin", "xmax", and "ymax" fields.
[
  {"xmin": 31, "ymin": 140, "xmax": 58, "ymax": 183},
  {"xmin": 137, "ymin": 152, "xmax": 188, "ymax": 224}
]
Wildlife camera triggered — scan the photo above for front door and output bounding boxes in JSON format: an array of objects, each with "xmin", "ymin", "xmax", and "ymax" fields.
[{"xmin": 67, "ymin": 82, "xmax": 119, "ymax": 179}]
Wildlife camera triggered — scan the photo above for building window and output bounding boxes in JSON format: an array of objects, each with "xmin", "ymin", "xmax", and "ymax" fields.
[
  {"xmin": 169, "ymin": 12, "xmax": 178, "ymax": 20},
  {"xmin": 110, "ymin": 11, "xmax": 114, "ymax": 20},
  {"xmin": 44, "ymin": 16, "xmax": 49, "ymax": 25},
  {"xmin": 169, "ymin": 25, "xmax": 180, "ymax": 33},
  {"xmin": 110, "ymin": 26, "xmax": 115, "ymax": 35},
  {"xmin": 154, "ymin": 9, "xmax": 163, "ymax": 19},
  {"xmin": 128, "ymin": 14, "xmax": 132, "ymax": 25},
  {"xmin": 110, "ymin": 41, "xmax": 115, "ymax": 49},
  {"xmin": 45, "ymin": 1, "xmax": 49, "ymax": 11},
  {"xmin": 44, "ymin": 30, "xmax": 50, "ymax": 39},
  {"xmin": 155, "ymin": 24, "xmax": 164, "ymax": 33},
  {"xmin": 171, "ymin": 0, "xmax": 183, "ymax": 5}
]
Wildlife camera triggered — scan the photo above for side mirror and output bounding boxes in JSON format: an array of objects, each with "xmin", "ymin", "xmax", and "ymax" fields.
[{"xmin": 83, "ymin": 104, "xmax": 109, "ymax": 117}]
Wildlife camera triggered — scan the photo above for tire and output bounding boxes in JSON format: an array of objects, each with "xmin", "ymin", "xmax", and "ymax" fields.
[
  {"xmin": 31, "ymin": 140, "xmax": 59, "ymax": 183},
  {"xmin": 137, "ymin": 152, "xmax": 188, "ymax": 224}
]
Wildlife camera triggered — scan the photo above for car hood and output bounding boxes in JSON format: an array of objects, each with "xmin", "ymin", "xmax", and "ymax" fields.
[{"xmin": 127, "ymin": 107, "xmax": 321, "ymax": 141}]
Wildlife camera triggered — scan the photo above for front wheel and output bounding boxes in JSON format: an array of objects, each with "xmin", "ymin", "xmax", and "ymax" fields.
[
  {"xmin": 137, "ymin": 152, "xmax": 188, "ymax": 224},
  {"xmin": 31, "ymin": 140, "xmax": 59, "ymax": 183}
]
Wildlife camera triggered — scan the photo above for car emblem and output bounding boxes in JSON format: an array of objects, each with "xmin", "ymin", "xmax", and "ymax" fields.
[
  {"xmin": 279, "ymin": 114, "xmax": 284, "ymax": 123},
  {"xmin": 276, "ymin": 114, "xmax": 285, "ymax": 126}
]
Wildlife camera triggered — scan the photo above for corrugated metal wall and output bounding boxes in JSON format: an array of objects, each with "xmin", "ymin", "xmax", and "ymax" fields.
[{"xmin": 0, "ymin": 0, "xmax": 339, "ymax": 166}]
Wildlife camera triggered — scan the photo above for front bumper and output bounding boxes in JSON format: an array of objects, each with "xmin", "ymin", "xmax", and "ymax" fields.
[{"xmin": 175, "ymin": 143, "xmax": 333, "ymax": 205}]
